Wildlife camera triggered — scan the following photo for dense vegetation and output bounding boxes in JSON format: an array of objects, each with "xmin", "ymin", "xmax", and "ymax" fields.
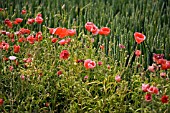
[{"xmin": 0, "ymin": 0, "xmax": 170, "ymax": 112}]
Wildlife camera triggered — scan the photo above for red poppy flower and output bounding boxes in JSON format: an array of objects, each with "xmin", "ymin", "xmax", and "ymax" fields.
[
  {"xmin": 0, "ymin": 41, "xmax": 9, "ymax": 51},
  {"xmin": 21, "ymin": 10, "xmax": 27, "ymax": 14},
  {"xmin": 14, "ymin": 45, "xmax": 20, "ymax": 53},
  {"xmin": 4, "ymin": 19, "xmax": 13, "ymax": 28},
  {"xmin": 67, "ymin": 29, "xmax": 76, "ymax": 36},
  {"xmin": 13, "ymin": 18, "xmax": 23, "ymax": 24},
  {"xmin": 135, "ymin": 50, "xmax": 141, "ymax": 57},
  {"xmin": 27, "ymin": 35, "xmax": 35, "ymax": 44},
  {"xmin": 147, "ymin": 86, "xmax": 159, "ymax": 95},
  {"xmin": 0, "ymin": 8, "xmax": 3, "ymax": 11},
  {"xmin": 107, "ymin": 64, "xmax": 110, "ymax": 69},
  {"xmin": 60, "ymin": 50, "xmax": 70, "ymax": 60},
  {"xmin": 145, "ymin": 93, "xmax": 152, "ymax": 102},
  {"xmin": 85, "ymin": 22, "xmax": 94, "ymax": 31},
  {"xmin": 59, "ymin": 28, "xmax": 68, "ymax": 38},
  {"xmin": 98, "ymin": 27, "xmax": 111, "ymax": 36},
  {"xmin": 19, "ymin": 28, "xmax": 31, "ymax": 34},
  {"xmin": 161, "ymin": 95, "xmax": 169, "ymax": 104},
  {"xmin": 84, "ymin": 59, "xmax": 96, "ymax": 69},
  {"xmin": 51, "ymin": 38, "xmax": 58, "ymax": 43},
  {"xmin": 160, "ymin": 60, "xmax": 170, "ymax": 70},
  {"xmin": 18, "ymin": 37, "xmax": 26, "ymax": 43},
  {"xmin": 48, "ymin": 28, "xmax": 55, "ymax": 34},
  {"xmin": 27, "ymin": 18, "xmax": 35, "ymax": 24},
  {"xmin": 134, "ymin": 32, "xmax": 146, "ymax": 44},
  {"xmin": 35, "ymin": 31, "xmax": 43, "ymax": 41},
  {"xmin": 0, "ymin": 98, "xmax": 3, "ymax": 106},
  {"xmin": 100, "ymin": 45, "xmax": 104, "ymax": 50},
  {"xmin": 52, "ymin": 27, "xmax": 68, "ymax": 38},
  {"xmin": 35, "ymin": 14, "xmax": 43, "ymax": 24},
  {"xmin": 57, "ymin": 70, "xmax": 62, "ymax": 76},
  {"xmin": 98, "ymin": 61, "xmax": 103, "ymax": 66},
  {"xmin": 153, "ymin": 53, "xmax": 164, "ymax": 63}
]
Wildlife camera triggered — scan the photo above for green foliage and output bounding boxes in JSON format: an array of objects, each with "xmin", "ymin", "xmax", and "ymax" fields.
[{"xmin": 0, "ymin": 0, "xmax": 170, "ymax": 112}]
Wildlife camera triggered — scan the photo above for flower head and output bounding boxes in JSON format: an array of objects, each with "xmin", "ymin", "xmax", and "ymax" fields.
[
  {"xmin": 115, "ymin": 75, "xmax": 121, "ymax": 82},
  {"xmin": 35, "ymin": 14, "xmax": 43, "ymax": 24},
  {"xmin": 135, "ymin": 50, "xmax": 141, "ymax": 57},
  {"xmin": 142, "ymin": 84, "xmax": 150, "ymax": 92},
  {"xmin": 84, "ymin": 59, "xmax": 96, "ymax": 69},
  {"xmin": 21, "ymin": 10, "xmax": 27, "ymax": 14},
  {"xmin": 13, "ymin": 45, "xmax": 20, "ymax": 53},
  {"xmin": 98, "ymin": 27, "xmax": 110, "ymax": 36},
  {"xmin": 145, "ymin": 93, "xmax": 152, "ymax": 102},
  {"xmin": 134, "ymin": 32, "xmax": 146, "ymax": 44},
  {"xmin": 161, "ymin": 95, "xmax": 169, "ymax": 104},
  {"xmin": 9, "ymin": 56, "xmax": 17, "ymax": 60},
  {"xmin": 60, "ymin": 50, "xmax": 70, "ymax": 60}
]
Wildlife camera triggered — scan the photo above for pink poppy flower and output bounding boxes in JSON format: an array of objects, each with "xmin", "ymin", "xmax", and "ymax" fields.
[
  {"xmin": 20, "ymin": 75, "xmax": 25, "ymax": 80},
  {"xmin": 60, "ymin": 50, "xmax": 70, "ymax": 60},
  {"xmin": 0, "ymin": 41, "xmax": 9, "ymax": 51},
  {"xmin": 84, "ymin": 75, "xmax": 88, "ymax": 80},
  {"xmin": 27, "ymin": 18, "xmax": 35, "ymax": 24},
  {"xmin": 142, "ymin": 84, "xmax": 150, "ymax": 92},
  {"xmin": 115, "ymin": 75, "xmax": 121, "ymax": 82},
  {"xmin": 91, "ymin": 25, "xmax": 99, "ymax": 35},
  {"xmin": 147, "ymin": 86, "xmax": 159, "ymax": 95},
  {"xmin": 67, "ymin": 29, "xmax": 76, "ymax": 36},
  {"xmin": 85, "ymin": 22, "xmax": 94, "ymax": 31},
  {"xmin": 148, "ymin": 65, "xmax": 155, "ymax": 72},
  {"xmin": 9, "ymin": 66, "xmax": 14, "ymax": 71},
  {"xmin": 160, "ymin": 72, "xmax": 166, "ymax": 78},
  {"xmin": 135, "ymin": 50, "xmax": 141, "ymax": 57},
  {"xmin": 119, "ymin": 44, "xmax": 125, "ymax": 49},
  {"xmin": 84, "ymin": 59, "xmax": 96, "ymax": 69},
  {"xmin": 134, "ymin": 32, "xmax": 146, "ymax": 44},
  {"xmin": 58, "ymin": 39, "xmax": 67, "ymax": 45}
]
